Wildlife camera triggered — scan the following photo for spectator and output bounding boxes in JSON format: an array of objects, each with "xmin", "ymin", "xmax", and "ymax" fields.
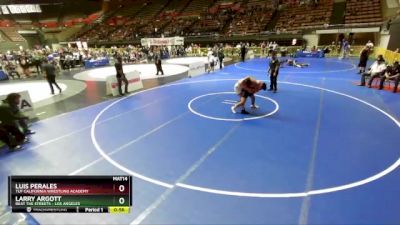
[
  {"xmin": 311, "ymin": 46, "xmax": 317, "ymax": 52},
  {"xmin": 339, "ymin": 38, "xmax": 350, "ymax": 59},
  {"xmin": 0, "ymin": 93, "xmax": 34, "ymax": 135},
  {"xmin": 19, "ymin": 56, "xmax": 31, "ymax": 78},
  {"xmin": 272, "ymin": 42, "xmax": 278, "ymax": 51},
  {"xmin": 4, "ymin": 61, "xmax": 20, "ymax": 79},
  {"xmin": 217, "ymin": 47, "xmax": 225, "ymax": 69},
  {"xmin": 32, "ymin": 53, "xmax": 43, "ymax": 75},
  {"xmin": 207, "ymin": 52, "xmax": 217, "ymax": 73},
  {"xmin": 207, "ymin": 48, "xmax": 213, "ymax": 68},
  {"xmin": 0, "ymin": 93, "xmax": 33, "ymax": 149},
  {"xmin": 155, "ymin": 55, "xmax": 164, "ymax": 76},
  {"xmin": 0, "ymin": 122, "xmax": 23, "ymax": 150},
  {"xmin": 261, "ymin": 42, "xmax": 266, "ymax": 57},
  {"xmin": 379, "ymin": 61, "xmax": 400, "ymax": 93},
  {"xmin": 358, "ymin": 55, "xmax": 386, "ymax": 87}
]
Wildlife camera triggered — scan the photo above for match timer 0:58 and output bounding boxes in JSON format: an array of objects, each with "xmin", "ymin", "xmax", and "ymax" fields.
[{"xmin": 109, "ymin": 206, "xmax": 130, "ymax": 214}]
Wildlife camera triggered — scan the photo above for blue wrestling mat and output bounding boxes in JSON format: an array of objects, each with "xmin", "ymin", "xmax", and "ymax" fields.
[{"xmin": 1, "ymin": 57, "xmax": 399, "ymax": 224}]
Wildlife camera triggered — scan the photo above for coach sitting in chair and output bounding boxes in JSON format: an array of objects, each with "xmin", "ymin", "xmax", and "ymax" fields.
[
  {"xmin": 379, "ymin": 61, "xmax": 400, "ymax": 93},
  {"xmin": 0, "ymin": 121, "xmax": 24, "ymax": 150},
  {"xmin": 358, "ymin": 55, "xmax": 386, "ymax": 88},
  {"xmin": 0, "ymin": 93, "xmax": 34, "ymax": 136},
  {"xmin": 0, "ymin": 93, "xmax": 33, "ymax": 150}
]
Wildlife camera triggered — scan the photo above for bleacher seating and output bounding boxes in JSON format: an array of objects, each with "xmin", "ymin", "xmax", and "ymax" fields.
[
  {"xmin": 72, "ymin": 0, "xmax": 384, "ymax": 41},
  {"xmin": 139, "ymin": 0, "xmax": 171, "ymax": 36},
  {"xmin": 183, "ymin": 0, "xmax": 214, "ymax": 16},
  {"xmin": 189, "ymin": 0, "xmax": 241, "ymax": 35},
  {"xmin": 0, "ymin": 33, "xmax": 5, "ymax": 42},
  {"xmin": 227, "ymin": 0, "xmax": 276, "ymax": 35},
  {"xmin": 137, "ymin": 0, "xmax": 169, "ymax": 22},
  {"xmin": 163, "ymin": 0, "xmax": 213, "ymax": 35},
  {"xmin": 275, "ymin": 0, "xmax": 333, "ymax": 32},
  {"xmin": 78, "ymin": 0, "xmax": 169, "ymax": 41},
  {"xmin": 191, "ymin": 11, "xmax": 225, "ymax": 34},
  {"xmin": 0, "ymin": 28, "xmax": 26, "ymax": 42},
  {"xmin": 344, "ymin": 0, "xmax": 382, "ymax": 24},
  {"xmin": 116, "ymin": 0, "xmax": 148, "ymax": 17},
  {"xmin": 80, "ymin": 23, "xmax": 117, "ymax": 42},
  {"xmin": 163, "ymin": 16, "xmax": 198, "ymax": 36},
  {"xmin": 163, "ymin": 0, "xmax": 191, "ymax": 13}
]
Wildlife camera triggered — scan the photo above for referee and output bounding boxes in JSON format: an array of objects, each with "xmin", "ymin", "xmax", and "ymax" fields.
[
  {"xmin": 240, "ymin": 43, "xmax": 247, "ymax": 62},
  {"xmin": 115, "ymin": 56, "xmax": 129, "ymax": 96},
  {"xmin": 42, "ymin": 58, "xmax": 62, "ymax": 95},
  {"xmin": 268, "ymin": 51, "xmax": 280, "ymax": 93}
]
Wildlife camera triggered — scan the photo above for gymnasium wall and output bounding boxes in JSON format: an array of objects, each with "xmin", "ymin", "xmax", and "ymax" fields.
[
  {"xmin": 0, "ymin": 41, "xmax": 29, "ymax": 52},
  {"xmin": 383, "ymin": 0, "xmax": 400, "ymax": 19},
  {"xmin": 387, "ymin": 17, "xmax": 400, "ymax": 51},
  {"xmin": 42, "ymin": 25, "xmax": 84, "ymax": 44},
  {"xmin": 302, "ymin": 34, "xmax": 319, "ymax": 47},
  {"xmin": 318, "ymin": 33, "xmax": 376, "ymax": 46}
]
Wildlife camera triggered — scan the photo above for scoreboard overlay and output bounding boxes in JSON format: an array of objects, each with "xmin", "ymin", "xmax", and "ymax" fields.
[{"xmin": 8, "ymin": 176, "xmax": 132, "ymax": 213}]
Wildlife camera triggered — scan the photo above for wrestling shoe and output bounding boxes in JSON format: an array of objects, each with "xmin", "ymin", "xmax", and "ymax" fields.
[
  {"xmin": 25, "ymin": 130, "xmax": 36, "ymax": 135},
  {"xmin": 10, "ymin": 145, "xmax": 22, "ymax": 151},
  {"xmin": 231, "ymin": 106, "xmax": 237, "ymax": 114},
  {"xmin": 251, "ymin": 104, "xmax": 259, "ymax": 109},
  {"xmin": 241, "ymin": 109, "xmax": 250, "ymax": 115}
]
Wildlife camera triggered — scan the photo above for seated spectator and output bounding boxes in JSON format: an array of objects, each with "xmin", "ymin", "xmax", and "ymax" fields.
[
  {"xmin": 311, "ymin": 46, "xmax": 317, "ymax": 52},
  {"xmin": 0, "ymin": 93, "xmax": 35, "ymax": 136},
  {"xmin": 5, "ymin": 61, "xmax": 21, "ymax": 79},
  {"xmin": 19, "ymin": 56, "xmax": 31, "ymax": 78},
  {"xmin": 379, "ymin": 61, "xmax": 400, "ymax": 93},
  {"xmin": 358, "ymin": 55, "xmax": 386, "ymax": 88}
]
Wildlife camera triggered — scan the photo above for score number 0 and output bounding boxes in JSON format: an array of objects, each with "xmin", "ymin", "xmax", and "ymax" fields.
[{"xmin": 119, "ymin": 185, "xmax": 125, "ymax": 205}]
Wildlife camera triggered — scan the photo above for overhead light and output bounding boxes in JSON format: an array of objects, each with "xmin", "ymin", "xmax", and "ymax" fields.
[
  {"xmin": 0, "ymin": 4, "xmax": 42, "ymax": 14},
  {"xmin": 1, "ymin": 5, "xmax": 9, "ymax": 14}
]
